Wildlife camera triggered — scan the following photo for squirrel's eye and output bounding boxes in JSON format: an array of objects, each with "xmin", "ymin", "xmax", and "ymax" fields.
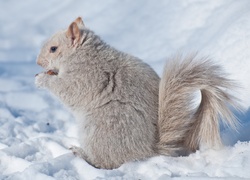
[{"xmin": 50, "ymin": 46, "xmax": 58, "ymax": 53}]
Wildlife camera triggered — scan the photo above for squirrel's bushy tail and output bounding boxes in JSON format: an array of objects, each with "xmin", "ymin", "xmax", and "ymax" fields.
[{"xmin": 157, "ymin": 54, "xmax": 240, "ymax": 156}]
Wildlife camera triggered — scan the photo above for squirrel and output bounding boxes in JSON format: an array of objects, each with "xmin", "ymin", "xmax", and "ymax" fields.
[{"xmin": 35, "ymin": 17, "xmax": 240, "ymax": 169}]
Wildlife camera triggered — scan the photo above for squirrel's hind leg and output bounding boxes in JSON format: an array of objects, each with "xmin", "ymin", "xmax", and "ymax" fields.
[
  {"xmin": 69, "ymin": 146, "xmax": 102, "ymax": 169},
  {"xmin": 69, "ymin": 146, "xmax": 86, "ymax": 158}
]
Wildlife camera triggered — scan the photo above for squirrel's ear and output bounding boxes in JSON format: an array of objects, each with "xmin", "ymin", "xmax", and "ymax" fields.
[
  {"xmin": 66, "ymin": 22, "xmax": 82, "ymax": 46},
  {"xmin": 74, "ymin": 17, "xmax": 85, "ymax": 29}
]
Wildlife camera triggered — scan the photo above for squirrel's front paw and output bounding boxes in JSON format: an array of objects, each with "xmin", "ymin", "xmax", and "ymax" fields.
[{"xmin": 35, "ymin": 72, "xmax": 48, "ymax": 88}]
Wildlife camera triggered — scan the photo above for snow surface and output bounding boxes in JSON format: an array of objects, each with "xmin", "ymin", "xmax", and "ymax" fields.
[{"xmin": 0, "ymin": 0, "xmax": 250, "ymax": 179}]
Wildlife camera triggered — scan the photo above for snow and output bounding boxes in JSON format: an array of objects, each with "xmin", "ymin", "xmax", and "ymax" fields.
[{"xmin": 0, "ymin": 0, "xmax": 250, "ymax": 179}]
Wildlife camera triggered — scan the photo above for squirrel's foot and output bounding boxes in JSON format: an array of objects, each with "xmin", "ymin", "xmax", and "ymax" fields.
[
  {"xmin": 69, "ymin": 145, "xmax": 87, "ymax": 159},
  {"xmin": 69, "ymin": 146, "xmax": 102, "ymax": 169}
]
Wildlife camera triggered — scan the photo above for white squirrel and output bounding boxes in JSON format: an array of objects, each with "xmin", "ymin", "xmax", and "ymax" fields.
[{"xmin": 35, "ymin": 17, "xmax": 240, "ymax": 169}]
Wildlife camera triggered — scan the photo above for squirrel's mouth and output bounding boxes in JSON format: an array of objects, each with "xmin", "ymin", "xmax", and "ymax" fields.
[
  {"xmin": 46, "ymin": 69, "xmax": 58, "ymax": 75},
  {"xmin": 35, "ymin": 69, "xmax": 58, "ymax": 77}
]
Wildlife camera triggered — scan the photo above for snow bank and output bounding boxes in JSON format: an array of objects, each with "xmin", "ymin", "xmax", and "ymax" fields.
[
  {"xmin": 2, "ymin": 142, "xmax": 250, "ymax": 179},
  {"xmin": 0, "ymin": 0, "xmax": 250, "ymax": 179}
]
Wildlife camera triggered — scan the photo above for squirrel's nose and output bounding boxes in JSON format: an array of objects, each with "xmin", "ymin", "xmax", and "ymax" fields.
[
  {"xmin": 37, "ymin": 60, "xmax": 42, "ymax": 66},
  {"xmin": 37, "ymin": 56, "xmax": 43, "ymax": 66}
]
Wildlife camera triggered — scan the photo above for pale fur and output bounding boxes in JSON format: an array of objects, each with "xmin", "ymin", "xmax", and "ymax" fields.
[
  {"xmin": 157, "ymin": 54, "xmax": 240, "ymax": 155},
  {"xmin": 35, "ymin": 17, "xmax": 240, "ymax": 169}
]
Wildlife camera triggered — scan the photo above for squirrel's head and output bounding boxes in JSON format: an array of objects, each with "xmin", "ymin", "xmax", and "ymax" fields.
[{"xmin": 37, "ymin": 17, "xmax": 86, "ymax": 73}]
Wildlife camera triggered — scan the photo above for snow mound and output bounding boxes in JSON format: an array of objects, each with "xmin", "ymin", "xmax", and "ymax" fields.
[{"xmin": 0, "ymin": 0, "xmax": 250, "ymax": 179}]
